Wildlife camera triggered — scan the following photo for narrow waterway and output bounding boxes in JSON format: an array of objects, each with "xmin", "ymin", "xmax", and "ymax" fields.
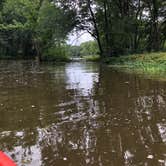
[{"xmin": 0, "ymin": 61, "xmax": 165, "ymax": 166}]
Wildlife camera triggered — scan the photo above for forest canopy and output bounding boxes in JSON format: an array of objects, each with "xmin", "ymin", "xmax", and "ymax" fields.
[
  {"xmin": 0, "ymin": 0, "xmax": 76, "ymax": 60},
  {"xmin": 0, "ymin": 0, "xmax": 165, "ymax": 60}
]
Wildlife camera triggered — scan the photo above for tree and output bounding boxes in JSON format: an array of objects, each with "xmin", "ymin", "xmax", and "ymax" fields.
[
  {"xmin": 80, "ymin": 41, "xmax": 99, "ymax": 57},
  {"xmin": 0, "ymin": 0, "xmax": 165, "ymax": 60},
  {"xmin": 0, "ymin": 0, "xmax": 76, "ymax": 60},
  {"xmin": 56, "ymin": 0, "xmax": 166, "ymax": 58}
]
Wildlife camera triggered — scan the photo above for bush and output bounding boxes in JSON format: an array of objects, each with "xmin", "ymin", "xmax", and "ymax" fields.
[{"xmin": 42, "ymin": 45, "xmax": 70, "ymax": 62}]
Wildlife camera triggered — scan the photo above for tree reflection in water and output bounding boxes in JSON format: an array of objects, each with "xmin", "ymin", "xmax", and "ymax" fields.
[{"xmin": 0, "ymin": 61, "xmax": 165, "ymax": 166}]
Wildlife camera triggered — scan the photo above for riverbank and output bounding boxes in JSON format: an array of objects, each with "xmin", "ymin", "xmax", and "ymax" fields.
[
  {"xmin": 82, "ymin": 55, "xmax": 100, "ymax": 62},
  {"xmin": 0, "ymin": 55, "xmax": 71, "ymax": 62},
  {"xmin": 108, "ymin": 52, "xmax": 166, "ymax": 78}
]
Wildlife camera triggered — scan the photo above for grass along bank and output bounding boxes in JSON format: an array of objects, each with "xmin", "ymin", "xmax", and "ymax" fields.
[
  {"xmin": 83, "ymin": 55, "xmax": 100, "ymax": 62},
  {"xmin": 108, "ymin": 52, "xmax": 166, "ymax": 79}
]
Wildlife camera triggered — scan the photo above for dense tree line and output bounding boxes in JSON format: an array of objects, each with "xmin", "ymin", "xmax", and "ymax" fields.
[
  {"xmin": 68, "ymin": 41, "xmax": 99, "ymax": 57},
  {"xmin": 0, "ymin": 0, "xmax": 165, "ymax": 60},
  {"xmin": 0, "ymin": 0, "xmax": 76, "ymax": 60},
  {"xmin": 57, "ymin": 0, "xmax": 166, "ymax": 57}
]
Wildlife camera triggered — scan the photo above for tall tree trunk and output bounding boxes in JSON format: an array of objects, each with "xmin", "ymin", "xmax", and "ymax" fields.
[
  {"xmin": 152, "ymin": 0, "xmax": 159, "ymax": 51},
  {"xmin": 87, "ymin": 0, "xmax": 103, "ymax": 58},
  {"xmin": 147, "ymin": 0, "xmax": 160, "ymax": 51},
  {"xmin": 104, "ymin": 0, "xmax": 111, "ymax": 57},
  {"xmin": 134, "ymin": 0, "xmax": 142, "ymax": 52},
  {"xmin": 33, "ymin": 38, "xmax": 42, "ymax": 62},
  {"xmin": 33, "ymin": 0, "xmax": 44, "ymax": 62}
]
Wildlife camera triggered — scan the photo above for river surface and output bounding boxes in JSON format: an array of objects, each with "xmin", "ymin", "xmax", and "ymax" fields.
[{"xmin": 0, "ymin": 61, "xmax": 166, "ymax": 166}]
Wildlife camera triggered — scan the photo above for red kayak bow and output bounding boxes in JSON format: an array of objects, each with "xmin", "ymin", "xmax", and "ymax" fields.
[{"xmin": 0, "ymin": 151, "xmax": 16, "ymax": 166}]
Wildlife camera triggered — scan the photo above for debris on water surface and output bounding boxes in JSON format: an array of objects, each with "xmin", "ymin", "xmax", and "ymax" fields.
[
  {"xmin": 124, "ymin": 150, "xmax": 134, "ymax": 160},
  {"xmin": 158, "ymin": 159, "xmax": 165, "ymax": 163},
  {"xmin": 21, "ymin": 158, "xmax": 31, "ymax": 164},
  {"xmin": 125, "ymin": 81, "xmax": 130, "ymax": 84},
  {"xmin": 63, "ymin": 157, "xmax": 67, "ymax": 161},
  {"xmin": 147, "ymin": 155, "xmax": 154, "ymax": 159}
]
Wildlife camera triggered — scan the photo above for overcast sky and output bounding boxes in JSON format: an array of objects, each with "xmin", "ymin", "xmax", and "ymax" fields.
[{"xmin": 67, "ymin": 31, "xmax": 94, "ymax": 46}]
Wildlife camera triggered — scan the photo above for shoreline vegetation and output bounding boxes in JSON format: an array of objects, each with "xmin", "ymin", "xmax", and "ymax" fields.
[
  {"xmin": 0, "ymin": 0, "xmax": 165, "ymax": 73},
  {"xmin": 0, "ymin": 51, "xmax": 166, "ymax": 81},
  {"xmin": 107, "ymin": 51, "xmax": 166, "ymax": 79},
  {"xmin": 0, "ymin": 0, "xmax": 165, "ymax": 63}
]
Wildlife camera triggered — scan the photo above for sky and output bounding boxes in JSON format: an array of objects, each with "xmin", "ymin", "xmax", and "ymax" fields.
[{"xmin": 67, "ymin": 31, "xmax": 94, "ymax": 46}]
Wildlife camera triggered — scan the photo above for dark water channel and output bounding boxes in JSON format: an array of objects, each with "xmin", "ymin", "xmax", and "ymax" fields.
[{"xmin": 0, "ymin": 61, "xmax": 165, "ymax": 166}]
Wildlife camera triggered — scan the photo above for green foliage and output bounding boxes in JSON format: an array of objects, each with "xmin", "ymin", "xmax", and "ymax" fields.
[
  {"xmin": 57, "ymin": 0, "xmax": 165, "ymax": 57},
  {"xmin": 109, "ymin": 52, "xmax": 166, "ymax": 77},
  {"xmin": 67, "ymin": 45, "xmax": 81, "ymax": 57},
  {"xmin": 0, "ymin": 0, "xmax": 76, "ymax": 61},
  {"xmin": 83, "ymin": 55, "xmax": 100, "ymax": 62},
  {"xmin": 42, "ymin": 44, "xmax": 70, "ymax": 62},
  {"xmin": 37, "ymin": 1, "xmax": 75, "ymax": 45},
  {"xmin": 0, "ymin": 0, "xmax": 165, "ymax": 60},
  {"xmin": 0, "ymin": 0, "xmax": 38, "ymax": 58},
  {"xmin": 66, "ymin": 41, "xmax": 99, "ymax": 60},
  {"xmin": 2, "ymin": 0, "xmax": 39, "ymax": 25},
  {"xmin": 80, "ymin": 41, "xmax": 99, "ymax": 57}
]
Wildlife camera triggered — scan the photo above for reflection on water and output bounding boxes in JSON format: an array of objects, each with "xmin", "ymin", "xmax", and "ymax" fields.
[
  {"xmin": 66, "ymin": 63, "xmax": 99, "ymax": 96},
  {"xmin": 0, "ymin": 61, "xmax": 166, "ymax": 166}
]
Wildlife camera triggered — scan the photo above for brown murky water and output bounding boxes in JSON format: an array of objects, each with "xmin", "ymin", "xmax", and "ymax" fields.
[{"xmin": 0, "ymin": 61, "xmax": 166, "ymax": 166}]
